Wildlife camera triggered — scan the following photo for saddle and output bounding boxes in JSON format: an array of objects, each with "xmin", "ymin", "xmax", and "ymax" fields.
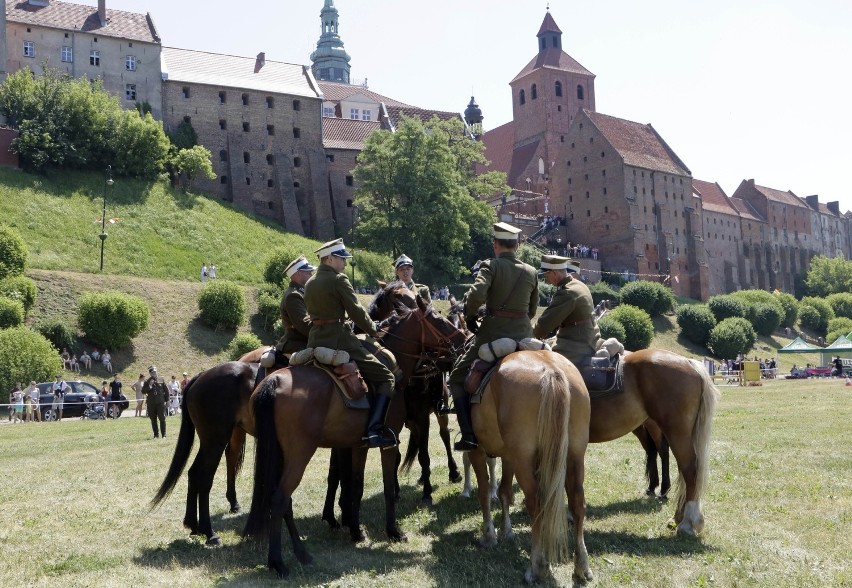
[
  {"xmin": 290, "ymin": 347, "xmax": 369, "ymax": 407},
  {"xmin": 578, "ymin": 353, "xmax": 625, "ymax": 395},
  {"xmin": 464, "ymin": 337, "xmax": 550, "ymax": 398}
]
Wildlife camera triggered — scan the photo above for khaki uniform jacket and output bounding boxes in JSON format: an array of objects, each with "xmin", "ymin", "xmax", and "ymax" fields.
[
  {"xmin": 534, "ymin": 276, "xmax": 603, "ymax": 365},
  {"xmin": 403, "ymin": 281, "xmax": 431, "ymax": 304},
  {"xmin": 277, "ymin": 281, "xmax": 311, "ymax": 354},
  {"xmin": 142, "ymin": 377, "xmax": 168, "ymax": 406},
  {"xmin": 449, "ymin": 252, "xmax": 538, "ymax": 386}
]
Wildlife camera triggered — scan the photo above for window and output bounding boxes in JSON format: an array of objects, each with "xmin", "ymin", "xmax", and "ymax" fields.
[
  {"xmin": 323, "ymin": 105, "xmax": 335, "ymax": 117},
  {"xmin": 183, "ymin": 116, "xmax": 191, "ymax": 124},
  {"xmin": 219, "ymin": 119, "xmax": 227, "ymax": 130},
  {"xmin": 90, "ymin": 50, "xmax": 100, "ymax": 66},
  {"xmin": 293, "ymin": 181, "xmax": 300, "ymax": 188},
  {"xmin": 266, "ymin": 154, "xmax": 275, "ymax": 165},
  {"xmin": 219, "ymin": 91, "xmax": 226, "ymax": 104},
  {"xmin": 23, "ymin": 41, "xmax": 35, "ymax": 58},
  {"xmin": 267, "ymin": 201, "xmax": 274, "ymax": 210},
  {"xmin": 350, "ymin": 108, "xmax": 360, "ymax": 119},
  {"xmin": 293, "ymin": 157, "xmax": 301, "ymax": 168},
  {"xmin": 125, "ymin": 84, "xmax": 136, "ymax": 101},
  {"xmin": 555, "ymin": 81, "xmax": 562, "ymax": 97},
  {"xmin": 266, "ymin": 97, "xmax": 274, "ymax": 109},
  {"xmin": 267, "ymin": 179, "xmax": 274, "ymax": 188},
  {"xmin": 220, "ymin": 176, "xmax": 228, "ymax": 184},
  {"xmin": 293, "ymin": 127, "xmax": 301, "ymax": 139},
  {"xmin": 362, "ymin": 110, "xmax": 372, "ymax": 121},
  {"xmin": 531, "ymin": 84, "xmax": 537, "ymax": 100},
  {"xmin": 267, "ymin": 124, "xmax": 275, "ymax": 136},
  {"xmin": 242, "ymin": 94, "xmax": 249, "ymax": 106},
  {"xmin": 242, "ymin": 122, "xmax": 250, "ymax": 132},
  {"xmin": 345, "ymin": 175, "xmax": 353, "ymax": 186},
  {"xmin": 245, "ymin": 177, "xmax": 251, "ymax": 186},
  {"xmin": 292, "ymin": 99, "xmax": 300, "ymax": 111},
  {"xmin": 326, "ymin": 154, "xmax": 335, "ymax": 162},
  {"xmin": 519, "ymin": 89, "xmax": 525, "ymax": 105},
  {"xmin": 125, "ymin": 55, "xmax": 136, "ymax": 71},
  {"xmin": 219, "ymin": 150, "xmax": 228, "ymax": 162},
  {"xmin": 61, "ymin": 46, "xmax": 73, "ymax": 63},
  {"xmin": 182, "ymin": 86, "xmax": 190, "ymax": 99},
  {"xmin": 577, "ymin": 85, "xmax": 585, "ymax": 100},
  {"xmin": 243, "ymin": 152, "xmax": 251, "ymax": 164},
  {"xmin": 346, "ymin": 199, "xmax": 353, "ymax": 208}
]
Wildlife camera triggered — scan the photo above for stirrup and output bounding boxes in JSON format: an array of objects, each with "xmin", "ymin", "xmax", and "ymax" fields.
[
  {"xmin": 362, "ymin": 427, "xmax": 398, "ymax": 449},
  {"xmin": 453, "ymin": 432, "xmax": 478, "ymax": 452},
  {"xmin": 435, "ymin": 400, "xmax": 455, "ymax": 416}
]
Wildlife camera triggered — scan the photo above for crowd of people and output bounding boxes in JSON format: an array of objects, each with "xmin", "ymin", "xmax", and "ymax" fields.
[{"xmin": 59, "ymin": 346, "xmax": 113, "ymax": 374}]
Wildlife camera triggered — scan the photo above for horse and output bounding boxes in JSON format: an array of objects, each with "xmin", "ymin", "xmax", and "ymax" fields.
[
  {"xmin": 242, "ymin": 298, "xmax": 468, "ymax": 578},
  {"xmin": 466, "ymin": 350, "xmax": 592, "ymax": 584},
  {"xmin": 634, "ymin": 419, "xmax": 671, "ymax": 499}
]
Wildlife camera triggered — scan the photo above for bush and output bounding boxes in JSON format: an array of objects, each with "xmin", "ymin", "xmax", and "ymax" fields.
[
  {"xmin": 0, "ymin": 275, "xmax": 37, "ymax": 315},
  {"xmin": 538, "ymin": 281, "xmax": 556, "ymax": 306},
  {"xmin": 826, "ymin": 317, "xmax": 852, "ymax": 345},
  {"xmin": 606, "ymin": 304, "xmax": 654, "ymax": 351},
  {"xmin": 676, "ymin": 304, "xmax": 717, "ymax": 346},
  {"xmin": 774, "ymin": 291, "xmax": 799, "ymax": 328},
  {"xmin": 0, "ymin": 327, "xmax": 62, "ymax": 395},
  {"xmin": 708, "ymin": 317, "xmax": 756, "ymax": 359},
  {"xmin": 730, "ymin": 290, "xmax": 784, "ymax": 323},
  {"xmin": 351, "ymin": 249, "xmax": 395, "ymax": 289},
  {"xmin": 256, "ymin": 289, "xmax": 280, "ymax": 330},
  {"xmin": 0, "ymin": 226, "xmax": 27, "ymax": 280},
  {"xmin": 0, "ymin": 296, "xmax": 25, "ymax": 328},
  {"xmin": 799, "ymin": 296, "xmax": 834, "ymax": 333},
  {"xmin": 588, "ymin": 281, "xmax": 620, "ymax": 307},
  {"xmin": 619, "ymin": 280, "xmax": 674, "ymax": 317},
  {"xmin": 708, "ymin": 295, "xmax": 747, "ymax": 322},
  {"xmin": 198, "ymin": 280, "xmax": 246, "ymax": 329},
  {"xmin": 35, "ymin": 318, "xmax": 76, "ymax": 352},
  {"xmin": 227, "ymin": 333, "xmax": 263, "ymax": 360},
  {"xmin": 826, "ymin": 293, "xmax": 852, "ymax": 320},
  {"xmin": 751, "ymin": 303, "xmax": 784, "ymax": 336},
  {"xmin": 798, "ymin": 305, "xmax": 822, "ymax": 333},
  {"xmin": 263, "ymin": 246, "xmax": 307, "ymax": 286},
  {"xmin": 78, "ymin": 291, "xmax": 150, "ymax": 349},
  {"xmin": 597, "ymin": 315, "xmax": 626, "ymax": 342}
]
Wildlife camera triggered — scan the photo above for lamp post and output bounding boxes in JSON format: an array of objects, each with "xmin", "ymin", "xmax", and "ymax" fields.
[
  {"xmin": 99, "ymin": 165, "xmax": 114, "ymax": 272},
  {"xmin": 350, "ymin": 205, "xmax": 358, "ymax": 285}
]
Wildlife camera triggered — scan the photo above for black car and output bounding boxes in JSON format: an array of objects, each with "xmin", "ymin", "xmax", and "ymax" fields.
[{"xmin": 35, "ymin": 381, "xmax": 129, "ymax": 420}]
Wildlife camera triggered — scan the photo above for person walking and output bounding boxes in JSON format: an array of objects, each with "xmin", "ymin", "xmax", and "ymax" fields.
[
  {"xmin": 131, "ymin": 373, "xmax": 145, "ymax": 417},
  {"xmin": 142, "ymin": 366, "xmax": 168, "ymax": 438}
]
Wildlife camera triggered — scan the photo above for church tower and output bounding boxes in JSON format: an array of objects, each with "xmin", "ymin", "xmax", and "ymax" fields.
[{"xmin": 310, "ymin": 0, "xmax": 352, "ymax": 84}]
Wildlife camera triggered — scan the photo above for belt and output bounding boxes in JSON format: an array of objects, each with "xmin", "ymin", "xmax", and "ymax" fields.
[
  {"xmin": 312, "ymin": 318, "xmax": 345, "ymax": 326},
  {"xmin": 563, "ymin": 318, "xmax": 592, "ymax": 327},
  {"xmin": 485, "ymin": 308, "xmax": 527, "ymax": 319}
]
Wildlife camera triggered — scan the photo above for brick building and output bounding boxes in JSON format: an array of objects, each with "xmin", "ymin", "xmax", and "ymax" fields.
[{"xmin": 693, "ymin": 179, "xmax": 743, "ymax": 295}]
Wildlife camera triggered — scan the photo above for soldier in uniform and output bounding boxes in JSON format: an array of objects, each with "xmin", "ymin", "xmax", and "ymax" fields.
[
  {"xmin": 142, "ymin": 366, "xmax": 168, "ymax": 439},
  {"xmin": 305, "ymin": 239, "xmax": 398, "ymax": 448},
  {"xmin": 393, "ymin": 254, "xmax": 431, "ymax": 303},
  {"xmin": 448, "ymin": 222, "xmax": 539, "ymax": 451},
  {"xmin": 534, "ymin": 255, "xmax": 604, "ymax": 366},
  {"xmin": 271, "ymin": 256, "xmax": 316, "ymax": 365}
]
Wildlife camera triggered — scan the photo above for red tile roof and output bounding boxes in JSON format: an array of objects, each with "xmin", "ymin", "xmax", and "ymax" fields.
[
  {"xmin": 729, "ymin": 197, "xmax": 765, "ymax": 222},
  {"xmin": 478, "ymin": 120, "xmax": 514, "ymax": 176},
  {"xmin": 537, "ymin": 12, "xmax": 562, "ymax": 35},
  {"xmin": 322, "ymin": 117, "xmax": 382, "ymax": 150},
  {"xmin": 585, "ymin": 110, "xmax": 690, "ymax": 176},
  {"xmin": 753, "ymin": 183, "xmax": 807, "ymax": 209},
  {"xmin": 318, "ymin": 81, "xmax": 413, "ymax": 108},
  {"xmin": 385, "ymin": 105, "xmax": 460, "ymax": 127},
  {"xmin": 6, "ymin": 0, "xmax": 159, "ymax": 43},
  {"xmin": 508, "ymin": 140, "xmax": 541, "ymax": 187},
  {"xmin": 511, "ymin": 48, "xmax": 594, "ymax": 82},
  {"xmin": 693, "ymin": 179, "xmax": 739, "ymax": 216}
]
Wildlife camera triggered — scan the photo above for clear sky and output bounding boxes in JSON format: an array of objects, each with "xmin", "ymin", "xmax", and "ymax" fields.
[{"xmin": 109, "ymin": 0, "xmax": 852, "ymax": 212}]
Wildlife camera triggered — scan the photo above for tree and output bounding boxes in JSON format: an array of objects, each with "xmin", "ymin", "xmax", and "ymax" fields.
[
  {"xmin": 354, "ymin": 116, "xmax": 501, "ymax": 285},
  {"xmin": 805, "ymin": 256, "xmax": 852, "ymax": 297},
  {"xmin": 172, "ymin": 145, "xmax": 216, "ymax": 190},
  {"xmin": 0, "ymin": 226, "xmax": 27, "ymax": 280},
  {"xmin": 169, "ymin": 119, "xmax": 198, "ymax": 150}
]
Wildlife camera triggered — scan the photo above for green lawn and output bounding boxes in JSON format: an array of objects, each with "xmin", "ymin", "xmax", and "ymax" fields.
[{"xmin": 0, "ymin": 378, "xmax": 849, "ymax": 587}]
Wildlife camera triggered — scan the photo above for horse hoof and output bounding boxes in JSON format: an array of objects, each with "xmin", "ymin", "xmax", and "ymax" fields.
[
  {"xmin": 573, "ymin": 568, "xmax": 594, "ymax": 584},
  {"xmin": 205, "ymin": 535, "xmax": 222, "ymax": 547},
  {"xmin": 477, "ymin": 535, "xmax": 498, "ymax": 549},
  {"xmin": 416, "ymin": 475, "xmax": 426, "ymax": 485},
  {"xmin": 645, "ymin": 489, "xmax": 656, "ymax": 497},
  {"xmin": 676, "ymin": 522, "xmax": 698, "ymax": 537},
  {"xmin": 323, "ymin": 517, "xmax": 341, "ymax": 530},
  {"xmin": 350, "ymin": 529, "xmax": 366, "ymax": 543},
  {"xmin": 267, "ymin": 560, "xmax": 289, "ymax": 579},
  {"xmin": 658, "ymin": 495, "xmax": 669, "ymax": 504},
  {"xmin": 448, "ymin": 471, "xmax": 462, "ymax": 483},
  {"xmin": 229, "ymin": 504, "xmax": 241, "ymax": 514},
  {"xmin": 421, "ymin": 496, "xmax": 433, "ymax": 507},
  {"xmin": 460, "ymin": 490, "xmax": 471, "ymax": 498},
  {"xmin": 523, "ymin": 569, "xmax": 537, "ymax": 584}
]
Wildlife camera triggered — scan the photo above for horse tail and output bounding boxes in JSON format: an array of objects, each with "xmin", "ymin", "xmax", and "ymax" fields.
[
  {"xmin": 676, "ymin": 359, "xmax": 721, "ymax": 517},
  {"xmin": 242, "ymin": 375, "xmax": 283, "ymax": 543},
  {"xmin": 150, "ymin": 374, "xmax": 199, "ymax": 509},
  {"xmin": 400, "ymin": 425, "xmax": 419, "ymax": 475},
  {"xmin": 535, "ymin": 368, "xmax": 572, "ymax": 563}
]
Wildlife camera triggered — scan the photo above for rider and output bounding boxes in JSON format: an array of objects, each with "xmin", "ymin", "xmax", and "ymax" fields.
[
  {"xmin": 448, "ymin": 222, "xmax": 539, "ymax": 451},
  {"xmin": 272, "ymin": 255, "xmax": 316, "ymax": 365},
  {"xmin": 393, "ymin": 254, "xmax": 431, "ymax": 303},
  {"xmin": 533, "ymin": 255, "xmax": 604, "ymax": 366},
  {"xmin": 304, "ymin": 238, "xmax": 398, "ymax": 449}
]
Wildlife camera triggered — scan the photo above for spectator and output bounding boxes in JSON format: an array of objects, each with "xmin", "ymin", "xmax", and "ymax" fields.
[
  {"xmin": 180, "ymin": 372, "xmax": 190, "ymax": 391},
  {"xmin": 69, "ymin": 354, "xmax": 81, "ymax": 374},
  {"xmin": 52, "ymin": 375, "xmax": 70, "ymax": 421},
  {"xmin": 100, "ymin": 380, "xmax": 110, "ymax": 413},
  {"xmin": 79, "ymin": 350, "xmax": 91, "ymax": 371},
  {"xmin": 832, "ymin": 355, "xmax": 844, "ymax": 377},
  {"xmin": 209, "ymin": 264, "xmax": 217, "ymax": 279},
  {"xmin": 91, "ymin": 347, "xmax": 100, "ymax": 362},
  {"xmin": 131, "ymin": 373, "xmax": 145, "ymax": 417},
  {"xmin": 108, "ymin": 374, "xmax": 123, "ymax": 418},
  {"xmin": 11, "ymin": 383, "xmax": 24, "ymax": 423},
  {"xmin": 102, "ymin": 350, "xmax": 113, "ymax": 374},
  {"xmin": 60, "ymin": 348, "xmax": 71, "ymax": 369},
  {"xmin": 201, "ymin": 264, "xmax": 208, "ymax": 282},
  {"xmin": 24, "ymin": 381, "xmax": 39, "ymax": 422},
  {"xmin": 9, "ymin": 382, "xmax": 22, "ymax": 423}
]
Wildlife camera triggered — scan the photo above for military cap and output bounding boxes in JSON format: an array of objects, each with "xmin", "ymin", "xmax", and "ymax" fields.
[
  {"xmin": 148, "ymin": 366, "xmax": 157, "ymax": 373},
  {"xmin": 493, "ymin": 222, "xmax": 522, "ymax": 240},
  {"xmin": 394, "ymin": 254, "xmax": 414, "ymax": 268},
  {"xmin": 315, "ymin": 238, "xmax": 353, "ymax": 259},
  {"xmin": 540, "ymin": 254, "xmax": 581, "ymax": 273},
  {"xmin": 285, "ymin": 255, "xmax": 316, "ymax": 278}
]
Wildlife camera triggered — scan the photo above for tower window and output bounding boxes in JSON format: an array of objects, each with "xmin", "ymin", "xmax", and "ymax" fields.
[
  {"xmin": 346, "ymin": 175, "xmax": 354, "ymax": 186},
  {"xmin": 219, "ymin": 119, "xmax": 227, "ymax": 130},
  {"xmin": 268, "ymin": 179, "xmax": 274, "ymax": 187},
  {"xmin": 242, "ymin": 122, "xmax": 250, "ymax": 132},
  {"xmin": 293, "ymin": 157, "xmax": 301, "ymax": 168},
  {"xmin": 267, "ymin": 124, "xmax": 275, "ymax": 136},
  {"xmin": 243, "ymin": 152, "xmax": 250, "ymax": 164},
  {"xmin": 531, "ymin": 84, "xmax": 537, "ymax": 100},
  {"xmin": 293, "ymin": 128, "xmax": 301, "ymax": 139},
  {"xmin": 555, "ymin": 81, "xmax": 562, "ymax": 97},
  {"xmin": 266, "ymin": 97, "xmax": 274, "ymax": 109},
  {"xmin": 220, "ymin": 176, "xmax": 228, "ymax": 184},
  {"xmin": 219, "ymin": 150, "xmax": 228, "ymax": 162},
  {"xmin": 242, "ymin": 94, "xmax": 249, "ymax": 106},
  {"xmin": 577, "ymin": 85, "xmax": 585, "ymax": 100},
  {"xmin": 266, "ymin": 154, "xmax": 275, "ymax": 165},
  {"xmin": 219, "ymin": 91, "xmax": 226, "ymax": 104},
  {"xmin": 182, "ymin": 87, "xmax": 190, "ymax": 99},
  {"xmin": 292, "ymin": 100, "xmax": 300, "ymax": 111},
  {"xmin": 519, "ymin": 89, "xmax": 526, "ymax": 105}
]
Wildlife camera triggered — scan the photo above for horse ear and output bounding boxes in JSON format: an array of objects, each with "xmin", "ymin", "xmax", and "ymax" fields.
[{"xmin": 378, "ymin": 280, "xmax": 387, "ymax": 289}]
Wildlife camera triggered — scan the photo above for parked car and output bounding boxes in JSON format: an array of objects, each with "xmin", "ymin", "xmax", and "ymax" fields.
[{"xmin": 35, "ymin": 381, "xmax": 129, "ymax": 420}]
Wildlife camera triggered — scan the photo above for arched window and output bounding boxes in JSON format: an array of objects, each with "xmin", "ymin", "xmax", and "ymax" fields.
[
  {"xmin": 538, "ymin": 158, "xmax": 545, "ymax": 175},
  {"xmin": 577, "ymin": 85, "xmax": 584, "ymax": 100},
  {"xmin": 519, "ymin": 89, "xmax": 526, "ymax": 105},
  {"xmin": 531, "ymin": 84, "xmax": 538, "ymax": 100},
  {"xmin": 555, "ymin": 81, "xmax": 562, "ymax": 97}
]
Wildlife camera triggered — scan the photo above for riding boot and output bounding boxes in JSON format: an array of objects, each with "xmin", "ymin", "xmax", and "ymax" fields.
[
  {"xmin": 363, "ymin": 385, "xmax": 397, "ymax": 449},
  {"xmin": 451, "ymin": 383, "xmax": 477, "ymax": 451}
]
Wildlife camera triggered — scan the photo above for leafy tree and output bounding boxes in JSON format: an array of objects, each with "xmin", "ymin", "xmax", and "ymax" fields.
[
  {"xmin": 605, "ymin": 304, "xmax": 654, "ymax": 351},
  {"xmin": 0, "ymin": 327, "xmax": 62, "ymax": 395},
  {"xmin": 264, "ymin": 245, "xmax": 309, "ymax": 286},
  {"xmin": 0, "ymin": 276, "xmax": 37, "ymax": 315},
  {"xmin": 708, "ymin": 295, "xmax": 747, "ymax": 322},
  {"xmin": 826, "ymin": 317, "xmax": 852, "ymax": 345},
  {"xmin": 516, "ymin": 243, "xmax": 542, "ymax": 268},
  {"xmin": 0, "ymin": 226, "xmax": 27, "ymax": 280},
  {"xmin": 588, "ymin": 281, "xmax": 620, "ymax": 306},
  {"xmin": 0, "ymin": 296, "xmax": 25, "ymax": 328},
  {"xmin": 228, "ymin": 333, "xmax": 263, "ymax": 360},
  {"xmin": 620, "ymin": 280, "xmax": 674, "ymax": 317},
  {"xmin": 169, "ymin": 119, "xmax": 198, "ymax": 150},
  {"xmin": 708, "ymin": 317, "xmax": 756, "ymax": 359},
  {"xmin": 826, "ymin": 293, "xmax": 852, "ymax": 320},
  {"xmin": 773, "ymin": 291, "xmax": 799, "ymax": 328},
  {"xmin": 107, "ymin": 109, "xmax": 171, "ymax": 179},
  {"xmin": 676, "ymin": 304, "xmax": 716, "ymax": 346},
  {"xmin": 36, "ymin": 318, "xmax": 76, "ymax": 353},
  {"xmin": 172, "ymin": 145, "xmax": 216, "ymax": 190},
  {"xmin": 354, "ymin": 116, "xmax": 499, "ymax": 285},
  {"xmin": 799, "ymin": 296, "xmax": 834, "ymax": 334},
  {"xmin": 805, "ymin": 256, "xmax": 852, "ymax": 297}
]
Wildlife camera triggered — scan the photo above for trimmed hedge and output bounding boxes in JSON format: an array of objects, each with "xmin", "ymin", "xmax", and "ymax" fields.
[
  {"xmin": 708, "ymin": 295, "xmax": 747, "ymax": 322},
  {"xmin": 78, "ymin": 291, "xmax": 150, "ymax": 349},
  {"xmin": 798, "ymin": 305, "xmax": 821, "ymax": 333},
  {"xmin": 605, "ymin": 304, "xmax": 654, "ymax": 351},
  {"xmin": 619, "ymin": 280, "xmax": 674, "ymax": 317},
  {"xmin": 263, "ymin": 246, "xmax": 306, "ymax": 286},
  {"xmin": 799, "ymin": 296, "xmax": 834, "ymax": 334},
  {"xmin": 256, "ymin": 289, "xmax": 280, "ymax": 330},
  {"xmin": 588, "ymin": 281, "xmax": 620, "ymax": 307},
  {"xmin": 36, "ymin": 318, "xmax": 76, "ymax": 353},
  {"xmin": 774, "ymin": 291, "xmax": 799, "ymax": 328},
  {"xmin": 0, "ymin": 226, "xmax": 27, "ymax": 280},
  {"xmin": 0, "ymin": 296, "xmax": 25, "ymax": 328},
  {"xmin": 227, "ymin": 333, "xmax": 263, "ymax": 360},
  {"xmin": 751, "ymin": 303, "xmax": 783, "ymax": 336},
  {"xmin": 198, "ymin": 280, "xmax": 246, "ymax": 330},
  {"xmin": 826, "ymin": 293, "xmax": 852, "ymax": 320},
  {"xmin": 597, "ymin": 315, "xmax": 626, "ymax": 342},
  {"xmin": 708, "ymin": 317, "xmax": 756, "ymax": 359},
  {"xmin": 0, "ymin": 327, "xmax": 62, "ymax": 395},
  {"xmin": 676, "ymin": 304, "xmax": 716, "ymax": 346},
  {"xmin": 826, "ymin": 317, "xmax": 852, "ymax": 345},
  {"xmin": 0, "ymin": 275, "xmax": 37, "ymax": 316}
]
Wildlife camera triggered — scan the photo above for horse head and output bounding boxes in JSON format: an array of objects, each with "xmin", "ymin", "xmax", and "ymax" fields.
[{"xmin": 368, "ymin": 280, "xmax": 416, "ymax": 320}]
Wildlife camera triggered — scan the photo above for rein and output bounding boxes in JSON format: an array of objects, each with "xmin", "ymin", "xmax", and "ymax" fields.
[{"xmin": 375, "ymin": 305, "xmax": 466, "ymax": 371}]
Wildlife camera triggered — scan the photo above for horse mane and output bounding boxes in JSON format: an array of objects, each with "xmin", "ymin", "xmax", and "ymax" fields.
[{"xmin": 368, "ymin": 280, "xmax": 413, "ymax": 316}]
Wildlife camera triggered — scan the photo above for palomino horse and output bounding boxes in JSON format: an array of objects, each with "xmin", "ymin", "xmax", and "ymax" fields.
[
  {"xmin": 241, "ymin": 299, "xmax": 467, "ymax": 578},
  {"xmin": 467, "ymin": 350, "xmax": 592, "ymax": 584}
]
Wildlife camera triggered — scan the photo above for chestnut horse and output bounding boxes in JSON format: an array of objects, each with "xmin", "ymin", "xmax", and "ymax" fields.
[
  {"xmin": 241, "ymin": 299, "xmax": 467, "ymax": 578},
  {"xmin": 467, "ymin": 350, "xmax": 592, "ymax": 584}
]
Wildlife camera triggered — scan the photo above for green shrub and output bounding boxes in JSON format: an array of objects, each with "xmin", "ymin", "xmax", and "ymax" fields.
[
  {"xmin": 227, "ymin": 333, "xmax": 263, "ymax": 360},
  {"xmin": 0, "ymin": 226, "xmax": 27, "ymax": 280},
  {"xmin": 619, "ymin": 280, "xmax": 674, "ymax": 317},
  {"xmin": 606, "ymin": 304, "xmax": 654, "ymax": 351},
  {"xmin": 539, "ymin": 281, "xmax": 556, "ymax": 306},
  {"xmin": 751, "ymin": 303, "xmax": 784, "ymax": 336},
  {"xmin": 826, "ymin": 317, "xmax": 852, "ymax": 345},
  {"xmin": 588, "ymin": 281, "xmax": 620, "ymax": 306},
  {"xmin": 597, "ymin": 315, "xmax": 626, "ymax": 342},
  {"xmin": 256, "ymin": 289, "xmax": 280, "ymax": 330},
  {"xmin": 708, "ymin": 295, "xmax": 747, "ymax": 322},
  {"xmin": 826, "ymin": 293, "xmax": 852, "ymax": 320},
  {"xmin": 730, "ymin": 290, "xmax": 784, "ymax": 326},
  {"xmin": 799, "ymin": 296, "xmax": 834, "ymax": 333},
  {"xmin": 351, "ymin": 249, "xmax": 395, "ymax": 289},
  {"xmin": 774, "ymin": 291, "xmax": 799, "ymax": 328},
  {"xmin": 0, "ymin": 327, "xmax": 62, "ymax": 394},
  {"xmin": 78, "ymin": 291, "xmax": 150, "ymax": 349},
  {"xmin": 35, "ymin": 318, "xmax": 76, "ymax": 352},
  {"xmin": 263, "ymin": 246, "xmax": 306, "ymax": 286},
  {"xmin": 0, "ymin": 275, "xmax": 37, "ymax": 315},
  {"xmin": 798, "ymin": 305, "xmax": 822, "ymax": 332},
  {"xmin": 0, "ymin": 296, "xmax": 25, "ymax": 328},
  {"xmin": 676, "ymin": 304, "xmax": 717, "ymax": 346},
  {"xmin": 198, "ymin": 280, "xmax": 246, "ymax": 329},
  {"xmin": 708, "ymin": 317, "xmax": 756, "ymax": 359}
]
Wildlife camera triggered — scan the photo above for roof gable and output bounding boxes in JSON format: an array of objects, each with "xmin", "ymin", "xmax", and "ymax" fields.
[
  {"xmin": 512, "ymin": 48, "xmax": 594, "ymax": 82},
  {"xmin": 729, "ymin": 197, "xmax": 765, "ymax": 222},
  {"xmin": 693, "ymin": 179, "xmax": 739, "ymax": 216},
  {"xmin": 6, "ymin": 0, "xmax": 159, "ymax": 43},
  {"xmin": 753, "ymin": 183, "xmax": 807, "ymax": 209}
]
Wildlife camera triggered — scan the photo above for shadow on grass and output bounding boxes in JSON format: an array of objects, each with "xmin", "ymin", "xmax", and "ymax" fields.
[
  {"xmin": 653, "ymin": 314, "xmax": 676, "ymax": 334},
  {"xmin": 586, "ymin": 496, "xmax": 667, "ymax": 519},
  {"xmin": 249, "ymin": 312, "xmax": 276, "ymax": 344},
  {"xmin": 585, "ymin": 528, "xmax": 712, "ymax": 557},
  {"xmin": 185, "ymin": 317, "xmax": 233, "ymax": 355}
]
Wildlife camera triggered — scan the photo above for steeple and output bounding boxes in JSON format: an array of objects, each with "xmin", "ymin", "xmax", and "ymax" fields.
[
  {"xmin": 464, "ymin": 96, "xmax": 484, "ymax": 139},
  {"xmin": 310, "ymin": 0, "xmax": 352, "ymax": 84},
  {"xmin": 536, "ymin": 10, "xmax": 562, "ymax": 52}
]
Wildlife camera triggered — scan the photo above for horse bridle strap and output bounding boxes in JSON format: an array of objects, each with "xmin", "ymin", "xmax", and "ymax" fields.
[{"xmin": 376, "ymin": 307, "xmax": 463, "ymax": 367}]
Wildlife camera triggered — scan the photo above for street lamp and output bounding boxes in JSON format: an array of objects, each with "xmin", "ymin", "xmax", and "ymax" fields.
[
  {"xmin": 99, "ymin": 165, "xmax": 114, "ymax": 272},
  {"xmin": 350, "ymin": 205, "xmax": 358, "ymax": 285}
]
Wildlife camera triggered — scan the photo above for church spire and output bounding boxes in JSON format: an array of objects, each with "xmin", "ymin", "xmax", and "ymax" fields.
[
  {"xmin": 536, "ymin": 11, "xmax": 562, "ymax": 52},
  {"xmin": 310, "ymin": 0, "xmax": 352, "ymax": 84}
]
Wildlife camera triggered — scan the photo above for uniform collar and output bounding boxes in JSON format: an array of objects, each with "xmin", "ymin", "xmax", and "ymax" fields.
[
  {"xmin": 288, "ymin": 280, "xmax": 305, "ymax": 292},
  {"xmin": 558, "ymin": 276, "xmax": 572, "ymax": 288},
  {"xmin": 496, "ymin": 251, "xmax": 517, "ymax": 260},
  {"xmin": 317, "ymin": 264, "xmax": 338, "ymax": 275}
]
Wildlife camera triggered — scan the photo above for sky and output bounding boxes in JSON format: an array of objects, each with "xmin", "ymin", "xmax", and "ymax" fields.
[{"xmin": 107, "ymin": 0, "xmax": 852, "ymax": 212}]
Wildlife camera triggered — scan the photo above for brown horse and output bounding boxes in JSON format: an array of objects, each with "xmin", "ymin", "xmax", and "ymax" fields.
[
  {"xmin": 241, "ymin": 299, "xmax": 468, "ymax": 578},
  {"xmin": 467, "ymin": 350, "xmax": 592, "ymax": 584}
]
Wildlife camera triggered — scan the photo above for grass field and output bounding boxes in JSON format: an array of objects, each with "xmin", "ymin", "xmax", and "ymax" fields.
[{"xmin": 0, "ymin": 378, "xmax": 849, "ymax": 587}]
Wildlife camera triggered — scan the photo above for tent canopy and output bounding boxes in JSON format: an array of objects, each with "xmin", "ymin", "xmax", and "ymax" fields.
[
  {"xmin": 777, "ymin": 337, "xmax": 823, "ymax": 353},
  {"xmin": 824, "ymin": 334, "xmax": 852, "ymax": 352}
]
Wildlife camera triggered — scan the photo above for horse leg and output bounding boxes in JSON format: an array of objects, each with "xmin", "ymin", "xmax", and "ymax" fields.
[
  {"xmin": 267, "ymin": 488, "xmax": 289, "ymax": 578},
  {"xmin": 461, "ymin": 452, "xmax": 473, "ymax": 497},
  {"xmin": 274, "ymin": 451, "xmax": 316, "ymax": 570},
  {"xmin": 469, "ymin": 448, "xmax": 497, "ymax": 548},
  {"xmin": 416, "ymin": 414, "xmax": 434, "ymax": 506},
  {"xmin": 566, "ymin": 445, "xmax": 592, "ymax": 583},
  {"xmin": 645, "ymin": 419, "xmax": 671, "ymax": 500},
  {"xmin": 487, "ymin": 456, "xmax": 499, "ymax": 502},
  {"xmin": 186, "ymin": 443, "xmax": 227, "ymax": 545},
  {"xmin": 497, "ymin": 459, "xmax": 515, "ymax": 541},
  {"xmin": 347, "ymin": 448, "xmax": 368, "ymax": 543},
  {"xmin": 513, "ymin": 457, "xmax": 547, "ymax": 584},
  {"xmin": 282, "ymin": 495, "xmax": 312, "ymax": 565},
  {"xmin": 322, "ymin": 449, "xmax": 343, "ymax": 529},
  {"xmin": 225, "ymin": 427, "xmax": 246, "ymax": 513},
  {"xmin": 632, "ymin": 425, "xmax": 660, "ymax": 497},
  {"xmin": 667, "ymin": 426, "xmax": 704, "ymax": 536},
  {"xmin": 383, "ymin": 447, "xmax": 406, "ymax": 541}
]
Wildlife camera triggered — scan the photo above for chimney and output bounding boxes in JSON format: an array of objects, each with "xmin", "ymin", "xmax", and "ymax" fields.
[
  {"xmin": 98, "ymin": 0, "xmax": 106, "ymax": 27},
  {"xmin": 254, "ymin": 52, "xmax": 265, "ymax": 73},
  {"xmin": 805, "ymin": 195, "xmax": 819, "ymax": 210},
  {"xmin": 828, "ymin": 201, "xmax": 840, "ymax": 215}
]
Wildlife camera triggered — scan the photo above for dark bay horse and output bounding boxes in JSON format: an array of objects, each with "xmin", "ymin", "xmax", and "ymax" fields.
[
  {"xmin": 467, "ymin": 350, "xmax": 592, "ymax": 583},
  {"xmin": 242, "ymin": 300, "xmax": 467, "ymax": 578}
]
